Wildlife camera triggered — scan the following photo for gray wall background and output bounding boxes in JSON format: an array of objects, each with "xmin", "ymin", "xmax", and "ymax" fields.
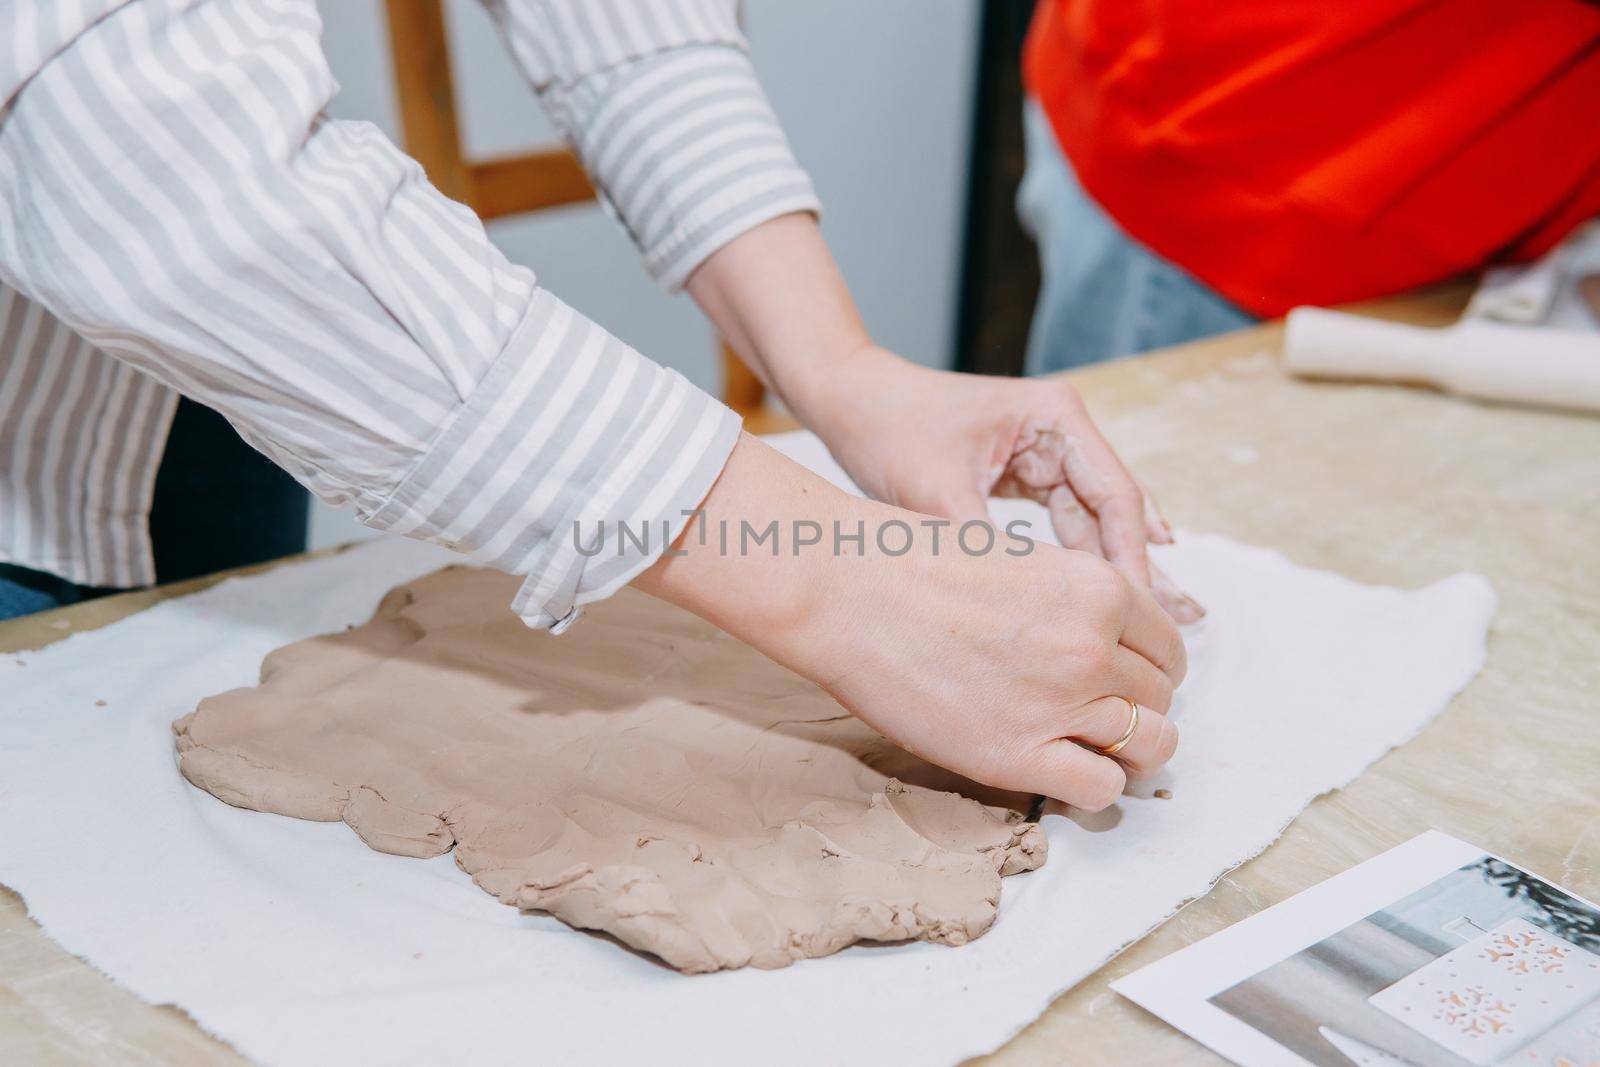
[{"xmin": 309, "ymin": 0, "xmax": 979, "ymax": 549}]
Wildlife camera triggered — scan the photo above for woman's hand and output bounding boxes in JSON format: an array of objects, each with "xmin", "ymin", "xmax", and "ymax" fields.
[
  {"xmin": 802, "ymin": 345, "xmax": 1203, "ymax": 624},
  {"xmin": 636, "ymin": 435, "xmax": 1184, "ymax": 810},
  {"xmin": 684, "ymin": 213, "xmax": 1200, "ymax": 623},
  {"xmin": 801, "ymin": 499, "xmax": 1185, "ymax": 809}
]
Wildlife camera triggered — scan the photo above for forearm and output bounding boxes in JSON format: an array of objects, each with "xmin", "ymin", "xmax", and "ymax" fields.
[
  {"xmin": 685, "ymin": 212, "xmax": 899, "ymax": 443},
  {"xmin": 634, "ymin": 432, "xmax": 860, "ymax": 665},
  {"xmin": 0, "ymin": 0, "xmax": 738, "ymax": 629},
  {"xmin": 491, "ymin": 1, "xmax": 820, "ymax": 290},
  {"xmin": 488, "ymin": 2, "xmax": 858, "ymax": 433}
]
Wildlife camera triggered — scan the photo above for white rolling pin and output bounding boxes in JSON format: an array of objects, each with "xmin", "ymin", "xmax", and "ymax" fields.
[{"xmin": 1283, "ymin": 306, "xmax": 1600, "ymax": 414}]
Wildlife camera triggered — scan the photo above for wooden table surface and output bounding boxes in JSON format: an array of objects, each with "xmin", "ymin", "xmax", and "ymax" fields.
[{"xmin": 5, "ymin": 286, "xmax": 1598, "ymax": 1066}]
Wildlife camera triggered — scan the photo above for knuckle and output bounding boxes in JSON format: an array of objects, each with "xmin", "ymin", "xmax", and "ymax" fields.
[
  {"xmin": 1103, "ymin": 465, "xmax": 1139, "ymax": 497},
  {"xmin": 1069, "ymin": 639, "xmax": 1118, "ymax": 679},
  {"xmin": 1053, "ymin": 380, "xmax": 1086, "ymax": 412},
  {"xmin": 1145, "ymin": 676, "xmax": 1175, "ymax": 715},
  {"xmin": 1110, "ymin": 582, "xmax": 1138, "ymax": 624},
  {"xmin": 1156, "ymin": 621, "xmax": 1187, "ymax": 678},
  {"xmin": 1168, "ymin": 647, "xmax": 1189, "ymax": 686},
  {"xmin": 1169, "ymin": 633, "xmax": 1190, "ymax": 683},
  {"xmin": 1135, "ymin": 602, "xmax": 1180, "ymax": 658},
  {"xmin": 1076, "ymin": 557, "xmax": 1129, "ymax": 608},
  {"xmin": 1051, "ymin": 488, "xmax": 1089, "ymax": 518},
  {"xmin": 1113, "ymin": 480, "xmax": 1146, "ymax": 514}
]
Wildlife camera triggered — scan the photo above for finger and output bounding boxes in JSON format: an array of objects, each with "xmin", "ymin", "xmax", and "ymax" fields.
[
  {"xmin": 1142, "ymin": 487, "xmax": 1174, "ymax": 545},
  {"xmin": 1017, "ymin": 738, "xmax": 1128, "ymax": 811},
  {"xmin": 1045, "ymin": 484, "xmax": 1101, "ymax": 554},
  {"xmin": 1118, "ymin": 581, "xmax": 1188, "ymax": 685},
  {"xmin": 1109, "ymin": 645, "xmax": 1175, "ymax": 714},
  {"xmin": 992, "ymin": 428, "xmax": 1104, "ymax": 553},
  {"xmin": 1056, "ymin": 426, "xmax": 1152, "ymax": 589},
  {"xmin": 1069, "ymin": 695, "xmax": 1179, "ymax": 778},
  {"xmin": 1150, "ymin": 560, "xmax": 1206, "ymax": 624}
]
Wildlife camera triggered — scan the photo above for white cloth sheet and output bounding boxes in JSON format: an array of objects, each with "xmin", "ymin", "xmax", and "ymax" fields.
[{"xmin": 0, "ymin": 432, "xmax": 1494, "ymax": 1066}]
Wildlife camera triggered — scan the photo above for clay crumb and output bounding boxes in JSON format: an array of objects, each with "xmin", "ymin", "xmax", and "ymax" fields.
[
  {"xmin": 14, "ymin": 659, "xmax": 24, "ymax": 667},
  {"xmin": 94, "ymin": 699, "xmax": 107, "ymax": 708},
  {"xmin": 1154, "ymin": 788, "xmax": 1173, "ymax": 800}
]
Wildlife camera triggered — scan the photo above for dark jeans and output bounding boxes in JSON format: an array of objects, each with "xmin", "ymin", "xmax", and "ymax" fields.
[{"xmin": 0, "ymin": 398, "xmax": 308, "ymax": 620}]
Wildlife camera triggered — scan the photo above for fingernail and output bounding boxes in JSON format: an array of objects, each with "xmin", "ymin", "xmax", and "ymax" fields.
[
  {"xmin": 1153, "ymin": 587, "xmax": 1203, "ymax": 625},
  {"xmin": 1151, "ymin": 564, "xmax": 1206, "ymax": 624},
  {"xmin": 1173, "ymin": 594, "xmax": 1206, "ymax": 624},
  {"xmin": 1164, "ymin": 591, "xmax": 1203, "ymax": 627}
]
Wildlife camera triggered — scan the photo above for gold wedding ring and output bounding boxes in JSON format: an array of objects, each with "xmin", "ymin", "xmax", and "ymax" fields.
[{"xmin": 1095, "ymin": 697, "xmax": 1140, "ymax": 757}]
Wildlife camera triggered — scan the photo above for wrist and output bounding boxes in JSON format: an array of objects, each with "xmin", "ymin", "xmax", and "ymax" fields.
[
  {"xmin": 780, "ymin": 341, "xmax": 911, "ymax": 453},
  {"xmin": 633, "ymin": 434, "xmax": 859, "ymax": 664},
  {"xmin": 682, "ymin": 213, "xmax": 902, "ymax": 449}
]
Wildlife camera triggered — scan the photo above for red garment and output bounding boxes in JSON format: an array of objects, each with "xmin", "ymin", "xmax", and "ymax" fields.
[{"xmin": 1024, "ymin": 0, "xmax": 1600, "ymax": 316}]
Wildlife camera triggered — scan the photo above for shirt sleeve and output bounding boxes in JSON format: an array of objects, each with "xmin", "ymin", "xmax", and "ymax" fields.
[
  {"xmin": 0, "ymin": 0, "xmax": 741, "ymax": 631},
  {"xmin": 482, "ymin": 0, "xmax": 822, "ymax": 289}
]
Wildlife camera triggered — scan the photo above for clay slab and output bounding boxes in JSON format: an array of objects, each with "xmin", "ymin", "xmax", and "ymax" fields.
[{"xmin": 174, "ymin": 566, "xmax": 1044, "ymax": 973}]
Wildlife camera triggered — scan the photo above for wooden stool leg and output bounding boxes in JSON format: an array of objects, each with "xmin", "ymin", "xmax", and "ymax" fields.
[
  {"xmin": 721, "ymin": 342, "xmax": 798, "ymax": 435},
  {"xmin": 383, "ymin": 6, "xmax": 781, "ymax": 431},
  {"xmin": 720, "ymin": 341, "xmax": 766, "ymax": 420},
  {"xmin": 382, "ymin": 0, "xmax": 470, "ymax": 202}
]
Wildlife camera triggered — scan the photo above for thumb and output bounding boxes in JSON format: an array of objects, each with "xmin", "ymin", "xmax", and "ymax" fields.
[{"xmin": 935, "ymin": 486, "xmax": 993, "ymax": 529}]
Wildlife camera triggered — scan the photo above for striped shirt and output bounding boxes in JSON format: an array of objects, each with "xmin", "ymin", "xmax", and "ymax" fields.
[{"xmin": 0, "ymin": 0, "xmax": 819, "ymax": 630}]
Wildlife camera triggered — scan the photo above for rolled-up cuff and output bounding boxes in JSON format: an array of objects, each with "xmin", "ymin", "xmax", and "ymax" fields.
[
  {"xmin": 509, "ymin": 376, "xmax": 741, "ymax": 632},
  {"xmin": 487, "ymin": 0, "xmax": 747, "ymax": 91},
  {"xmin": 362, "ymin": 289, "xmax": 741, "ymax": 631},
  {"xmin": 550, "ymin": 44, "xmax": 822, "ymax": 291}
]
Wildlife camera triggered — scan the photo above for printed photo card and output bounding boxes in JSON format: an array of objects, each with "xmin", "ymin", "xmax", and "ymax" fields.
[{"xmin": 1114, "ymin": 832, "xmax": 1600, "ymax": 1067}]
